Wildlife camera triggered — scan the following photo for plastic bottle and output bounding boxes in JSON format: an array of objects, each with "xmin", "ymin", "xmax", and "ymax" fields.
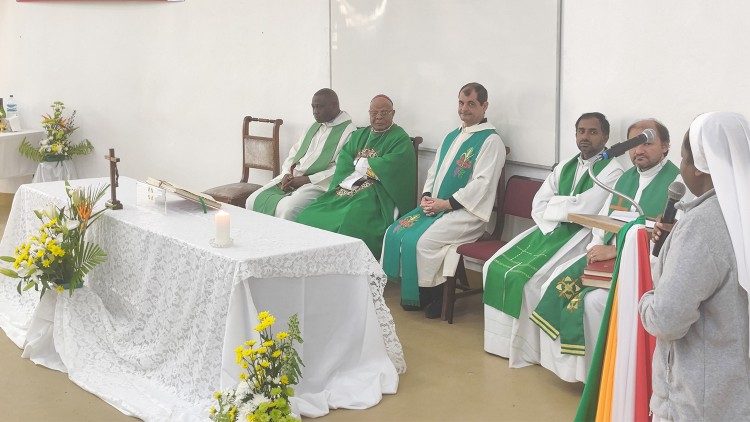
[{"xmin": 6, "ymin": 95, "xmax": 17, "ymax": 117}]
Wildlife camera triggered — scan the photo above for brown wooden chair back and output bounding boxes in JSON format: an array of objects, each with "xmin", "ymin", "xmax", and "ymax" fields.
[{"xmin": 241, "ymin": 116, "xmax": 283, "ymax": 183}]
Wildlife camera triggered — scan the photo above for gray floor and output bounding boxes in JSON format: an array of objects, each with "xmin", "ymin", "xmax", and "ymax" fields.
[{"xmin": 0, "ymin": 193, "xmax": 582, "ymax": 421}]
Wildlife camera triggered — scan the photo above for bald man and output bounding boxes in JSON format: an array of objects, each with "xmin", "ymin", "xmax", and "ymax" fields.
[
  {"xmin": 248, "ymin": 88, "xmax": 356, "ymax": 220},
  {"xmin": 295, "ymin": 95, "xmax": 416, "ymax": 258}
]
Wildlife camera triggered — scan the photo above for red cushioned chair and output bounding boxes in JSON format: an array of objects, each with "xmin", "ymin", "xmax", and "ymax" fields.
[{"xmin": 441, "ymin": 174, "xmax": 544, "ymax": 323}]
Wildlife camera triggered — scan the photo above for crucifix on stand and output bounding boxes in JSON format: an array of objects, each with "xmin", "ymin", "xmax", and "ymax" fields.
[{"xmin": 105, "ymin": 148, "xmax": 123, "ymax": 210}]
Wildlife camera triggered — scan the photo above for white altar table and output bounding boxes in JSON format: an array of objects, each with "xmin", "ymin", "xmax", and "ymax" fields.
[{"xmin": 0, "ymin": 177, "xmax": 405, "ymax": 420}]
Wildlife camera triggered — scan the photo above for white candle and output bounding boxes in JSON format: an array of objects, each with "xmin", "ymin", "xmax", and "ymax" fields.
[{"xmin": 215, "ymin": 210, "xmax": 230, "ymax": 245}]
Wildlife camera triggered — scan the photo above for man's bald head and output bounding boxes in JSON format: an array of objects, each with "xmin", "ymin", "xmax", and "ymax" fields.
[
  {"xmin": 369, "ymin": 95, "xmax": 395, "ymax": 132},
  {"xmin": 311, "ymin": 88, "xmax": 341, "ymax": 123}
]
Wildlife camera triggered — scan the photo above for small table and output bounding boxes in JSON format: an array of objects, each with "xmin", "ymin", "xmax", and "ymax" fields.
[{"xmin": 0, "ymin": 130, "xmax": 43, "ymax": 192}]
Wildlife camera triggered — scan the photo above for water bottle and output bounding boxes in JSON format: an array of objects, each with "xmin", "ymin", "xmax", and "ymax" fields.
[{"xmin": 6, "ymin": 95, "xmax": 17, "ymax": 117}]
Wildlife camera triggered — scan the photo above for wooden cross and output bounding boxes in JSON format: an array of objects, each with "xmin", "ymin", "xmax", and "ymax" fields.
[{"xmin": 105, "ymin": 148, "xmax": 123, "ymax": 210}]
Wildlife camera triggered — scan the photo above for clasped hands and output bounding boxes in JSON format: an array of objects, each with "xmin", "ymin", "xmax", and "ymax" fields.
[
  {"xmin": 280, "ymin": 173, "xmax": 310, "ymax": 192},
  {"xmin": 421, "ymin": 196, "xmax": 451, "ymax": 216},
  {"xmin": 587, "ymin": 217, "xmax": 677, "ymax": 264}
]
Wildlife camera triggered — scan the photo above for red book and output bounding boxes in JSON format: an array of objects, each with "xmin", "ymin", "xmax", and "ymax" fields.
[
  {"xmin": 583, "ymin": 258, "xmax": 615, "ymax": 278},
  {"xmin": 581, "ymin": 274, "xmax": 612, "ymax": 289}
]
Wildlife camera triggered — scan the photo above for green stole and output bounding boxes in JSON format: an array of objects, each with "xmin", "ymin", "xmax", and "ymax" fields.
[
  {"xmin": 382, "ymin": 127, "xmax": 496, "ymax": 307},
  {"xmin": 483, "ymin": 154, "xmax": 612, "ymax": 318},
  {"xmin": 530, "ymin": 161, "xmax": 678, "ymax": 355},
  {"xmin": 252, "ymin": 119, "xmax": 350, "ymax": 215}
]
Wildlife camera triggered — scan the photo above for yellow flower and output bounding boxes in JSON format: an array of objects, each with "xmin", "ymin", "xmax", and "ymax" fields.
[
  {"xmin": 276, "ymin": 332, "xmax": 289, "ymax": 341},
  {"xmin": 240, "ymin": 361, "xmax": 249, "ymax": 369},
  {"xmin": 239, "ymin": 372, "xmax": 248, "ymax": 380},
  {"xmin": 209, "ymin": 406, "xmax": 216, "ymax": 415},
  {"xmin": 272, "ymin": 350, "xmax": 282, "ymax": 359},
  {"xmin": 42, "ymin": 259, "xmax": 51, "ymax": 268},
  {"xmin": 244, "ymin": 340, "xmax": 256, "ymax": 347},
  {"xmin": 55, "ymin": 285, "xmax": 65, "ymax": 293},
  {"xmin": 262, "ymin": 315, "xmax": 276, "ymax": 327},
  {"xmin": 257, "ymin": 346, "xmax": 267, "ymax": 354},
  {"xmin": 280, "ymin": 375, "xmax": 289, "ymax": 385},
  {"xmin": 260, "ymin": 360, "xmax": 270, "ymax": 368},
  {"xmin": 262, "ymin": 340, "xmax": 274, "ymax": 347},
  {"xmin": 36, "ymin": 250, "xmax": 44, "ymax": 258},
  {"xmin": 257, "ymin": 311, "xmax": 271, "ymax": 320},
  {"xmin": 212, "ymin": 391, "xmax": 222, "ymax": 400}
]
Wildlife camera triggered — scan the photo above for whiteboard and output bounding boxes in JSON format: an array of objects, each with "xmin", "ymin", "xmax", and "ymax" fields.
[{"xmin": 330, "ymin": 0, "xmax": 560, "ymax": 167}]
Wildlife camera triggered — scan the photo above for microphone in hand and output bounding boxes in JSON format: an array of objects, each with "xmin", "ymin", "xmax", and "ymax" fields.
[{"xmin": 652, "ymin": 181, "xmax": 686, "ymax": 257}]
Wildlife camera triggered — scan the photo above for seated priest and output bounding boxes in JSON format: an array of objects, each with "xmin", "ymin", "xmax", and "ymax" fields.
[
  {"xmin": 248, "ymin": 88, "xmax": 356, "ymax": 220},
  {"xmin": 482, "ymin": 112, "xmax": 625, "ymax": 363},
  {"xmin": 382, "ymin": 82, "xmax": 506, "ymax": 319},
  {"xmin": 295, "ymin": 94, "xmax": 416, "ymax": 258},
  {"xmin": 530, "ymin": 118, "xmax": 689, "ymax": 382}
]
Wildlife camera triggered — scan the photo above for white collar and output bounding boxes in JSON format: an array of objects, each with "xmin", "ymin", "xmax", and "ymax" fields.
[
  {"xmin": 577, "ymin": 153, "xmax": 602, "ymax": 167},
  {"xmin": 460, "ymin": 121, "xmax": 496, "ymax": 134},
  {"xmin": 636, "ymin": 157, "xmax": 669, "ymax": 178},
  {"xmin": 372, "ymin": 123, "xmax": 394, "ymax": 133},
  {"xmin": 323, "ymin": 111, "xmax": 351, "ymax": 127}
]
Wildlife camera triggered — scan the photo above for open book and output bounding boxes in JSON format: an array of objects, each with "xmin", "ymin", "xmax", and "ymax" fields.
[{"xmin": 146, "ymin": 177, "xmax": 222, "ymax": 209}]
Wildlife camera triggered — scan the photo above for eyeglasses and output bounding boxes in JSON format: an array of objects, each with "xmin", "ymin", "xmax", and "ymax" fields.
[{"xmin": 368, "ymin": 110, "xmax": 394, "ymax": 117}]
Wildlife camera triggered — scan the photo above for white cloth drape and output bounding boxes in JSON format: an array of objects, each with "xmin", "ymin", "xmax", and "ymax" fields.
[
  {"xmin": 688, "ymin": 112, "xmax": 750, "ymax": 356},
  {"xmin": 32, "ymin": 160, "xmax": 78, "ymax": 183}
]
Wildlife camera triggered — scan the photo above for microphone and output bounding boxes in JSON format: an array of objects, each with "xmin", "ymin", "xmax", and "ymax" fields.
[
  {"xmin": 652, "ymin": 181, "xmax": 686, "ymax": 257},
  {"xmin": 598, "ymin": 129, "xmax": 656, "ymax": 160}
]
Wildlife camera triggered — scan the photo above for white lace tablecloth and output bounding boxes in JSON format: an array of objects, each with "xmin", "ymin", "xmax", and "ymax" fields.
[{"xmin": 0, "ymin": 177, "xmax": 405, "ymax": 421}]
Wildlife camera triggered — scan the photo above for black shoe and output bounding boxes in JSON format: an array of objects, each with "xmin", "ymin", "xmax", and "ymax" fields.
[
  {"xmin": 424, "ymin": 299, "xmax": 443, "ymax": 319},
  {"xmin": 401, "ymin": 303, "xmax": 423, "ymax": 311}
]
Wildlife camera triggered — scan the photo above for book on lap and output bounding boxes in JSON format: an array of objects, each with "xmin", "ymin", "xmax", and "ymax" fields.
[
  {"xmin": 583, "ymin": 258, "xmax": 614, "ymax": 278},
  {"xmin": 581, "ymin": 274, "xmax": 611, "ymax": 289}
]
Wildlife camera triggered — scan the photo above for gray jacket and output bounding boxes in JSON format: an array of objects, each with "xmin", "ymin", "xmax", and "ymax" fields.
[{"xmin": 639, "ymin": 189, "xmax": 750, "ymax": 421}]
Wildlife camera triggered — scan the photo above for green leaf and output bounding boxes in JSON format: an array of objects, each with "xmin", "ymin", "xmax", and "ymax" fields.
[
  {"xmin": 0, "ymin": 268, "xmax": 20, "ymax": 278},
  {"xmin": 0, "ymin": 256, "xmax": 16, "ymax": 263},
  {"xmin": 23, "ymin": 281, "xmax": 36, "ymax": 291}
]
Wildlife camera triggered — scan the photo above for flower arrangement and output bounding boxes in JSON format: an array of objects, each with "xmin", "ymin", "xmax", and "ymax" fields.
[
  {"xmin": 18, "ymin": 101, "xmax": 94, "ymax": 162},
  {"xmin": 210, "ymin": 311, "xmax": 304, "ymax": 422},
  {"xmin": 0, "ymin": 182, "xmax": 109, "ymax": 296}
]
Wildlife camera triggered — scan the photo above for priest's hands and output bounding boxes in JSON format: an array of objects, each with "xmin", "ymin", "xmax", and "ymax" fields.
[
  {"xmin": 280, "ymin": 174, "xmax": 310, "ymax": 192},
  {"xmin": 421, "ymin": 196, "xmax": 451, "ymax": 216},
  {"xmin": 587, "ymin": 245, "xmax": 617, "ymax": 264}
]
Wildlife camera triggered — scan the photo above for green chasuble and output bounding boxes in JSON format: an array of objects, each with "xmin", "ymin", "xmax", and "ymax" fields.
[
  {"xmin": 382, "ymin": 127, "xmax": 496, "ymax": 307},
  {"xmin": 483, "ymin": 155, "xmax": 612, "ymax": 318},
  {"xmin": 295, "ymin": 124, "xmax": 416, "ymax": 258},
  {"xmin": 530, "ymin": 161, "xmax": 679, "ymax": 355},
  {"xmin": 252, "ymin": 119, "xmax": 351, "ymax": 216}
]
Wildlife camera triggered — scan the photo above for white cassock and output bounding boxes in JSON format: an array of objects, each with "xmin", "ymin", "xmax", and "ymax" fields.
[
  {"xmin": 482, "ymin": 153, "xmax": 625, "ymax": 363},
  {"xmin": 246, "ymin": 111, "xmax": 355, "ymax": 220},
  {"xmin": 537, "ymin": 157, "xmax": 689, "ymax": 382},
  {"xmin": 416, "ymin": 122, "xmax": 506, "ymax": 286}
]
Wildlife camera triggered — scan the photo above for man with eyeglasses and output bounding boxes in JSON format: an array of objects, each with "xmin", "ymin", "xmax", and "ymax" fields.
[
  {"xmin": 296, "ymin": 94, "xmax": 416, "ymax": 258},
  {"xmin": 248, "ymin": 88, "xmax": 356, "ymax": 220},
  {"xmin": 382, "ymin": 82, "xmax": 506, "ymax": 318}
]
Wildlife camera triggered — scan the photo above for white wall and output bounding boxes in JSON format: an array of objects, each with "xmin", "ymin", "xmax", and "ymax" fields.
[
  {"xmin": 559, "ymin": 0, "xmax": 750, "ymax": 166},
  {"xmin": 0, "ymin": 0, "xmax": 330, "ymax": 191}
]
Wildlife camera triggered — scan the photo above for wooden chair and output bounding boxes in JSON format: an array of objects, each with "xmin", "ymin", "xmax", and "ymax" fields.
[
  {"xmin": 441, "ymin": 173, "xmax": 544, "ymax": 323},
  {"xmin": 204, "ymin": 116, "xmax": 283, "ymax": 207}
]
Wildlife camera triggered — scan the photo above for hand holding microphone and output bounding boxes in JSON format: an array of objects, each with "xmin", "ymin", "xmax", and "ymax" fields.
[{"xmin": 652, "ymin": 181, "xmax": 687, "ymax": 257}]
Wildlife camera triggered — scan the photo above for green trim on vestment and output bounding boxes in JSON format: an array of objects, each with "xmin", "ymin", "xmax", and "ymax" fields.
[
  {"xmin": 531, "ymin": 161, "xmax": 678, "ymax": 355},
  {"xmin": 382, "ymin": 127, "xmax": 495, "ymax": 307},
  {"xmin": 252, "ymin": 119, "xmax": 350, "ymax": 216},
  {"xmin": 295, "ymin": 125, "xmax": 416, "ymax": 258},
  {"xmin": 482, "ymin": 155, "xmax": 611, "ymax": 318}
]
